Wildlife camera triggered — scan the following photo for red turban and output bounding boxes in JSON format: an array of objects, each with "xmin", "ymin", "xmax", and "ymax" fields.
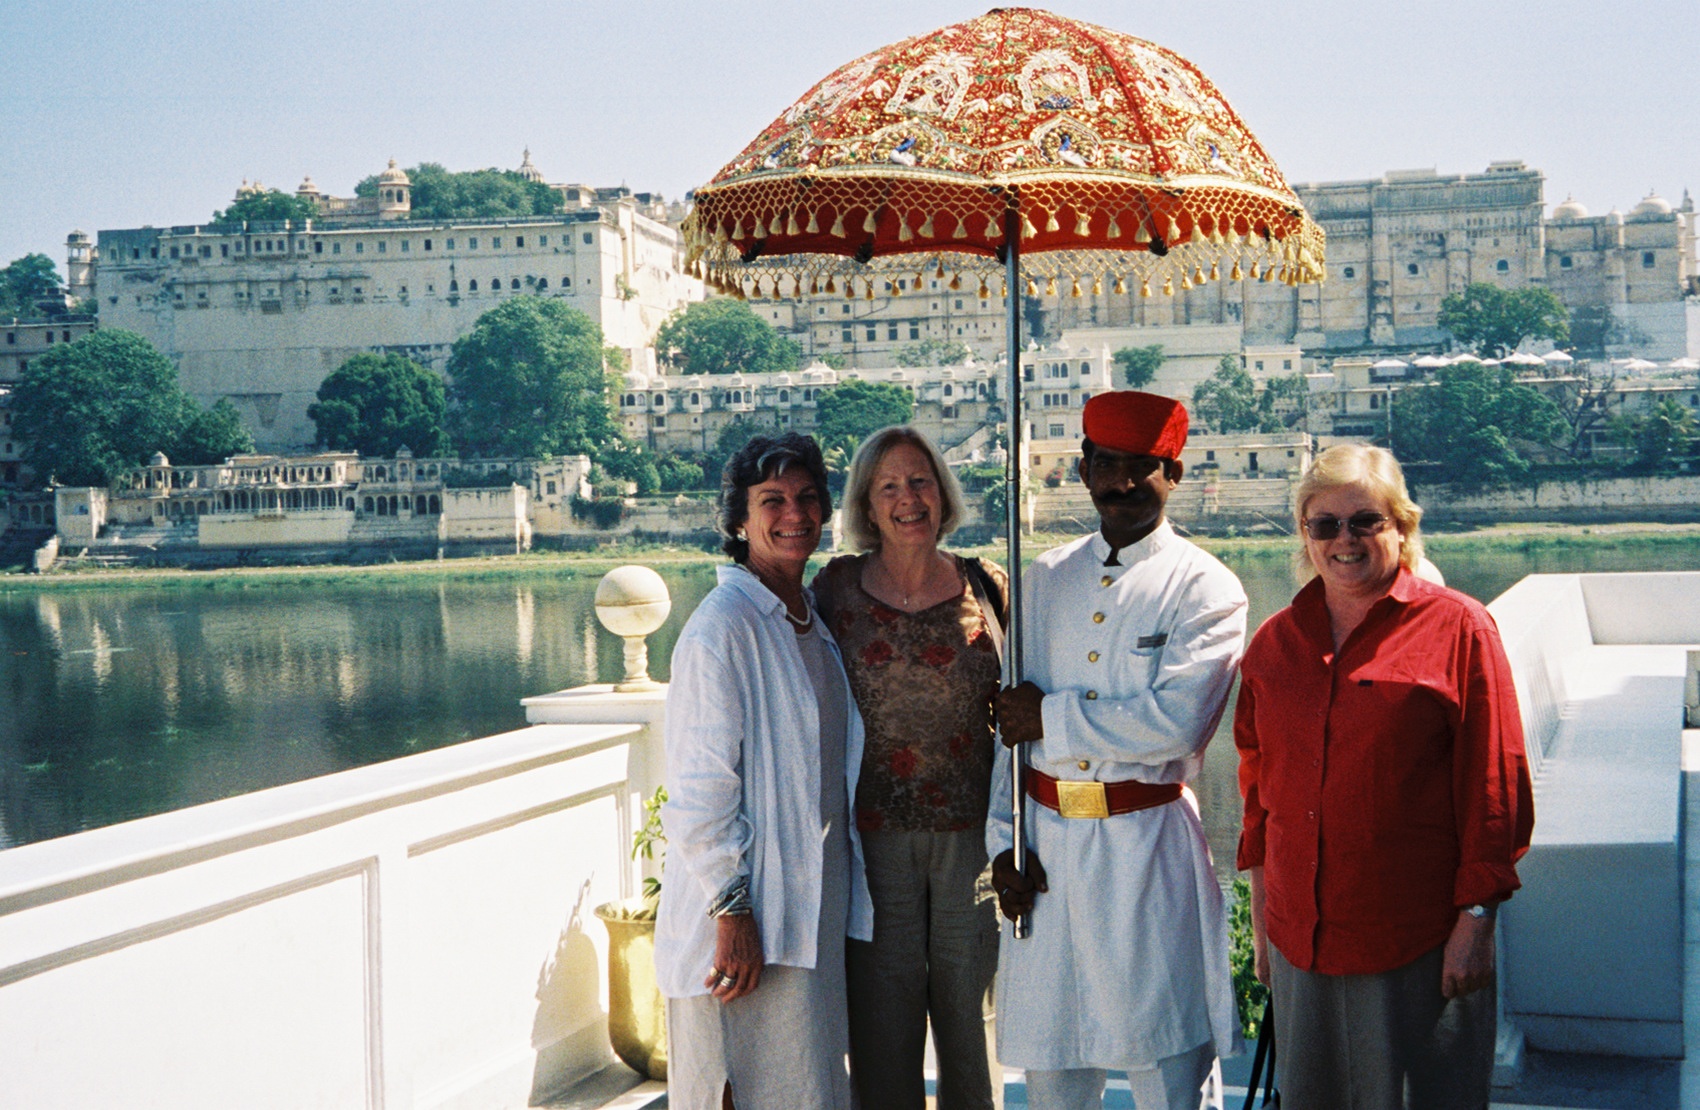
[{"xmin": 1082, "ymin": 391, "xmax": 1189, "ymax": 460}]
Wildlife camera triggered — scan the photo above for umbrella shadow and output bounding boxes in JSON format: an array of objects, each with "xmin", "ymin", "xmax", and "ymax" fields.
[{"xmin": 528, "ymin": 877, "xmax": 607, "ymax": 1104}]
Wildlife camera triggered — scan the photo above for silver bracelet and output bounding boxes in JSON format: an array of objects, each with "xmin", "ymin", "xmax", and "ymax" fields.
[{"xmin": 708, "ymin": 876, "xmax": 753, "ymax": 918}]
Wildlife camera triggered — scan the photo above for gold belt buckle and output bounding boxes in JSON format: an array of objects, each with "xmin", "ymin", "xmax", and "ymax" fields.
[{"xmin": 1054, "ymin": 780, "xmax": 1110, "ymax": 819}]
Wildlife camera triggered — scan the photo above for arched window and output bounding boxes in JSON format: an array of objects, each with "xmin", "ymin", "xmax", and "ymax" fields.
[
  {"xmin": 511, "ymin": 278, "xmax": 521, "ymax": 290},
  {"xmin": 449, "ymin": 279, "xmax": 459, "ymax": 292},
  {"xmin": 389, "ymin": 495, "xmax": 400, "ymax": 515},
  {"xmin": 536, "ymin": 277, "xmax": 548, "ymax": 289},
  {"xmin": 779, "ymin": 389, "xmax": 789, "ymax": 403},
  {"xmin": 366, "ymin": 496, "xmax": 377, "ymax": 514},
  {"xmin": 469, "ymin": 280, "xmax": 478, "ymax": 292},
  {"xmin": 416, "ymin": 495, "xmax": 428, "ymax": 515},
  {"xmin": 346, "ymin": 497, "xmax": 356, "ymax": 512},
  {"xmin": 429, "ymin": 495, "xmax": 441, "ymax": 514},
  {"xmin": 492, "ymin": 277, "xmax": 502, "ymax": 291}
]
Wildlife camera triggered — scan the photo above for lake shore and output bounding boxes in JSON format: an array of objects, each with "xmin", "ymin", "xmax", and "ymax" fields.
[{"xmin": 5, "ymin": 519, "xmax": 1700, "ymax": 593}]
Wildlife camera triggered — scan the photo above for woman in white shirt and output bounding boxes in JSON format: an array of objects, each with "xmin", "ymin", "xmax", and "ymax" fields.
[{"xmin": 656, "ymin": 433, "xmax": 873, "ymax": 1110}]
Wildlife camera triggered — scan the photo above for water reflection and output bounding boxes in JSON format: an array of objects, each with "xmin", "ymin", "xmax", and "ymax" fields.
[{"xmin": 4, "ymin": 539, "xmax": 1699, "ymax": 855}]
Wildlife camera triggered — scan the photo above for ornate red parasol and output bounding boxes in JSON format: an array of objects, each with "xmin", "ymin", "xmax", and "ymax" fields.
[{"xmin": 686, "ymin": 7, "xmax": 1325, "ymax": 938}]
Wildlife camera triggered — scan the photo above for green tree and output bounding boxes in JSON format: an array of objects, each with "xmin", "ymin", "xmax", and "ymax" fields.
[
  {"xmin": 654, "ymin": 299, "xmax": 801, "ymax": 376},
  {"xmin": 11, "ymin": 330, "xmax": 197, "ymax": 486},
  {"xmin": 1191, "ymin": 356, "xmax": 1269, "ymax": 433},
  {"xmin": 815, "ymin": 379, "xmax": 915, "ymax": 456},
  {"xmin": 656, "ymin": 453, "xmax": 706, "ymax": 491},
  {"xmin": 1437, "ymin": 283, "xmax": 1570, "ymax": 359},
  {"xmin": 309, "ymin": 353, "xmax": 449, "ymax": 457},
  {"xmin": 175, "ymin": 399, "xmax": 255, "ymax": 465},
  {"xmin": 1260, "ymin": 372, "xmax": 1310, "ymax": 430},
  {"xmin": 895, "ymin": 338, "xmax": 971, "ymax": 367},
  {"xmin": 596, "ymin": 438, "xmax": 662, "ymax": 495},
  {"xmin": 210, "ymin": 189, "xmax": 317, "ymax": 227},
  {"xmin": 1391, "ymin": 362, "xmax": 1567, "ymax": 485},
  {"xmin": 446, "ymin": 297, "xmax": 620, "ymax": 458},
  {"xmin": 355, "ymin": 163, "xmax": 562, "ymax": 221},
  {"xmin": 0, "ymin": 254, "xmax": 65, "ymax": 318},
  {"xmin": 1113, "ymin": 344, "xmax": 1164, "ymax": 389},
  {"xmin": 1613, "ymin": 397, "xmax": 1697, "ymax": 471}
]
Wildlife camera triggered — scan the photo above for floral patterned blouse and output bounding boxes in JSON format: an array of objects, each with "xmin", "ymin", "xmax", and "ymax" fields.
[{"xmin": 812, "ymin": 554, "xmax": 1009, "ymax": 834}]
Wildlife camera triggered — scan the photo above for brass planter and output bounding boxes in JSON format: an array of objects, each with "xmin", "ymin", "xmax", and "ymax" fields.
[{"xmin": 594, "ymin": 901, "xmax": 669, "ymax": 1081}]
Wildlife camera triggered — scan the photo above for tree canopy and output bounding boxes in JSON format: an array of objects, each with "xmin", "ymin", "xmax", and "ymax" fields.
[
  {"xmin": 355, "ymin": 163, "xmax": 562, "ymax": 221},
  {"xmin": 1437, "ymin": 283, "xmax": 1570, "ymax": 359},
  {"xmin": 814, "ymin": 380, "xmax": 915, "ymax": 456},
  {"xmin": 1612, "ymin": 397, "xmax": 1697, "ymax": 471},
  {"xmin": 1113, "ymin": 344, "xmax": 1164, "ymax": 389},
  {"xmin": 1191, "ymin": 357, "xmax": 1274, "ymax": 434},
  {"xmin": 309, "ymin": 353, "xmax": 449, "ymax": 457},
  {"xmin": 654, "ymin": 299, "xmax": 800, "ymax": 376},
  {"xmin": 210, "ymin": 189, "xmax": 317, "ymax": 227},
  {"xmin": 895, "ymin": 338, "xmax": 972, "ymax": 367},
  {"xmin": 0, "ymin": 254, "xmax": 65, "ymax": 318},
  {"xmin": 10, "ymin": 329, "xmax": 254, "ymax": 486},
  {"xmin": 446, "ymin": 297, "xmax": 621, "ymax": 458},
  {"xmin": 1391, "ymin": 361, "xmax": 1567, "ymax": 485}
]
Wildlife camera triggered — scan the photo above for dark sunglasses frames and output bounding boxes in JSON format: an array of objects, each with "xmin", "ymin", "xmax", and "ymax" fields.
[{"xmin": 1302, "ymin": 511, "xmax": 1390, "ymax": 541}]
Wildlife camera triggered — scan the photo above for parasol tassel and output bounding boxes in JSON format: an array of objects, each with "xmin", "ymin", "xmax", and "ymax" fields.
[
  {"xmin": 1180, "ymin": 272, "xmax": 1193, "ymax": 291},
  {"xmin": 914, "ymin": 269, "xmax": 925, "ymax": 290},
  {"xmin": 978, "ymin": 278, "xmax": 991, "ymax": 299},
  {"xmin": 1044, "ymin": 275, "xmax": 1058, "ymax": 297},
  {"xmin": 953, "ymin": 215, "xmax": 970, "ymax": 239},
  {"xmin": 1134, "ymin": 221, "xmax": 1152, "ymax": 245},
  {"xmin": 809, "ymin": 277, "xmax": 820, "ymax": 295},
  {"xmin": 1092, "ymin": 276, "xmax": 1103, "ymax": 296},
  {"xmin": 769, "ymin": 213, "xmax": 783, "ymax": 235},
  {"xmin": 1209, "ymin": 261, "xmax": 1221, "ymax": 282},
  {"xmin": 1166, "ymin": 215, "xmax": 1183, "ymax": 244},
  {"xmin": 1025, "ymin": 278, "xmax": 1039, "ymax": 296},
  {"xmin": 898, "ymin": 215, "xmax": 914, "ymax": 242},
  {"xmin": 1260, "ymin": 264, "xmax": 1276, "ymax": 283},
  {"xmin": 1022, "ymin": 215, "xmax": 1040, "ymax": 240},
  {"xmin": 1107, "ymin": 216, "xmax": 1122, "ymax": 239},
  {"xmin": 1113, "ymin": 275, "xmax": 1127, "ymax": 295},
  {"xmin": 831, "ymin": 214, "xmax": 847, "ymax": 238},
  {"xmin": 730, "ymin": 218, "xmax": 744, "ymax": 242},
  {"xmin": 787, "ymin": 212, "xmax": 801, "ymax": 236},
  {"xmin": 1163, "ymin": 275, "xmax": 1175, "ymax": 295},
  {"xmin": 1070, "ymin": 277, "xmax": 1083, "ymax": 298},
  {"xmin": 865, "ymin": 280, "xmax": 876, "ymax": 300},
  {"xmin": 949, "ymin": 273, "xmax": 962, "ymax": 291},
  {"xmin": 986, "ymin": 215, "xmax": 1003, "ymax": 240},
  {"xmin": 1230, "ymin": 261, "xmax": 1243, "ymax": 281},
  {"xmin": 1044, "ymin": 211, "xmax": 1060, "ymax": 234},
  {"xmin": 936, "ymin": 259, "xmax": 947, "ymax": 280},
  {"xmin": 825, "ymin": 276, "xmax": 837, "ymax": 294},
  {"xmin": 918, "ymin": 215, "xmax": 936, "ymax": 238},
  {"xmin": 1139, "ymin": 279, "xmax": 1152, "ymax": 297},
  {"xmin": 1074, "ymin": 212, "xmax": 1092, "ymax": 237},
  {"xmin": 1194, "ymin": 264, "xmax": 1207, "ymax": 285},
  {"xmin": 806, "ymin": 210, "xmax": 821, "ymax": 234},
  {"xmin": 753, "ymin": 217, "xmax": 767, "ymax": 241},
  {"xmin": 863, "ymin": 211, "xmax": 879, "ymax": 234}
]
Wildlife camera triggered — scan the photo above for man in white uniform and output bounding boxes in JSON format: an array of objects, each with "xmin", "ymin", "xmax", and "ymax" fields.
[{"xmin": 990, "ymin": 391, "xmax": 1247, "ymax": 1110}]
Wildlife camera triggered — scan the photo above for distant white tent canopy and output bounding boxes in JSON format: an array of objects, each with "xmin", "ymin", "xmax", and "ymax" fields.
[
  {"xmin": 1541, "ymin": 350, "xmax": 1575, "ymax": 364},
  {"xmin": 1504, "ymin": 352, "xmax": 1547, "ymax": 367},
  {"xmin": 1667, "ymin": 357, "xmax": 1699, "ymax": 370},
  {"xmin": 1372, "ymin": 358, "xmax": 1410, "ymax": 370},
  {"xmin": 1622, "ymin": 358, "xmax": 1660, "ymax": 371},
  {"xmin": 1412, "ymin": 355, "xmax": 1448, "ymax": 368}
]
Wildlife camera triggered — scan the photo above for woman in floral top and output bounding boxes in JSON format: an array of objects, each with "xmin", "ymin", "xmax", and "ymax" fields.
[{"xmin": 813, "ymin": 426, "xmax": 1008, "ymax": 1110}]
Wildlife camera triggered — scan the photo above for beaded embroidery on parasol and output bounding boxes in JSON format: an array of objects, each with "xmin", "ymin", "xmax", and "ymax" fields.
[{"xmin": 684, "ymin": 7, "xmax": 1326, "ymax": 302}]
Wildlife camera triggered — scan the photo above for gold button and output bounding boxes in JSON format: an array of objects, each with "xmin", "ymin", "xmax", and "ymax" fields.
[
  {"xmin": 1100, "ymin": 575, "xmax": 1113, "ymax": 587},
  {"xmin": 1085, "ymin": 690, "xmax": 1098, "ymax": 700},
  {"xmin": 1092, "ymin": 612, "xmax": 1106, "ymax": 624},
  {"xmin": 1088, "ymin": 651, "xmax": 1100, "ymax": 663},
  {"xmin": 1077, "ymin": 760, "xmax": 1090, "ymax": 771}
]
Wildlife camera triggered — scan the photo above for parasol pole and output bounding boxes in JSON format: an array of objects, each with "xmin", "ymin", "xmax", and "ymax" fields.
[{"xmin": 1002, "ymin": 200, "xmax": 1031, "ymax": 941}]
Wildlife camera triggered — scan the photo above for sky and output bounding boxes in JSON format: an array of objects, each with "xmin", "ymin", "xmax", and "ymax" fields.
[{"xmin": 2, "ymin": 0, "xmax": 1696, "ymax": 271}]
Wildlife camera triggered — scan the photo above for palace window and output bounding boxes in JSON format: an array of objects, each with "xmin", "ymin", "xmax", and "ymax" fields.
[
  {"xmin": 842, "ymin": 326, "xmax": 853, "ymax": 342},
  {"xmin": 1343, "ymin": 266, "xmax": 1355, "ymax": 278},
  {"xmin": 1496, "ymin": 259, "xmax": 1509, "ymax": 272},
  {"xmin": 401, "ymin": 241, "xmax": 410, "ymax": 252},
  {"xmin": 469, "ymin": 280, "xmax": 478, "ymax": 291},
  {"xmin": 1561, "ymin": 255, "xmax": 1573, "ymax": 268},
  {"xmin": 515, "ymin": 236, "xmax": 525, "ymax": 247},
  {"xmin": 492, "ymin": 237, "xmax": 502, "ymax": 249},
  {"xmin": 1643, "ymin": 251, "xmax": 1657, "ymax": 268},
  {"xmin": 583, "ymin": 233, "xmax": 593, "ymax": 245},
  {"xmin": 1406, "ymin": 263, "xmax": 1418, "ymax": 275},
  {"xmin": 865, "ymin": 324, "xmax": 877, "ymax": 341},
  {"xmin": 1049, "ymin": 423, "xmax": 1065, "ymax": 438},
  {"xmin": 468, "ymin": 237, "xmax": 478, "ymax": 249},
  {"xmin": 910, "ymin": 321, "xmax": 920, "ymax": 339},
  {"xmin": 377, "ymin": 241, "xmax": 386, "ymax": 253},
  {"xmin": 355, "ymin": 243, "xmax": 364, "ymax": 254}
]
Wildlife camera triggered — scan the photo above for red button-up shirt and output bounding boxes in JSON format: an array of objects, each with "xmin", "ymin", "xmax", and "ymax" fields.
[{"xmin": 1235, "ymin": 569, "xmax": 1534, "ymax": 975}]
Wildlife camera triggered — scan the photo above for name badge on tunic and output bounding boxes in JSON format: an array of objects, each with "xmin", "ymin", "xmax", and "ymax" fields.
[{"xmin": 1135, "ymin": 633, "xmax": 1168, "ymax": 650}]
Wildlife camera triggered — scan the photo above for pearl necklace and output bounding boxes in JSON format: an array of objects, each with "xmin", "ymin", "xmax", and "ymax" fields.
[{"xmin": 784, "ymin": 606, "xmax": 814, "ymax": 631}]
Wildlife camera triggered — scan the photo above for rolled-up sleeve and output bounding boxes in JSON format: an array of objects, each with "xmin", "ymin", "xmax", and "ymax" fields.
[
  {"xmin": 663, "ymin": 632, "xmax": 753, "ymax": 903},
  {"xmin": 1451, "ymin": 620, "xmax": 1535, "ymax": 908}
]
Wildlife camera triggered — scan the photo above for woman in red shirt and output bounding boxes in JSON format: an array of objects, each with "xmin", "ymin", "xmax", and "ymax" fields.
[{"xmin": 1235, "ymin": 444, "xmax": 1533, "ymax": 1110}]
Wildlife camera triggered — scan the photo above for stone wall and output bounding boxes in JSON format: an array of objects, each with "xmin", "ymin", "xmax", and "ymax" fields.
[{"xmin": 1416, "ymin": 474, "xmax": 1700, "ymax": 524}]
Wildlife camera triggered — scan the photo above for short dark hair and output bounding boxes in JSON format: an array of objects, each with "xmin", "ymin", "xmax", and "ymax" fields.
[
  {"xmin": 718, "ymin": 433, "xmax": 832, "ymax": 563},
  {"xmin": 1079, "ymin": 438, "xmax": 1181, "ymax": 481}
]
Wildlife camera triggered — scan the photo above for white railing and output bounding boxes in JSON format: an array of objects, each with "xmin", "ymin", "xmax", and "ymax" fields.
[{"xmin": 0, "ymin": 714, "xmax": 664, "ymax": 1110}]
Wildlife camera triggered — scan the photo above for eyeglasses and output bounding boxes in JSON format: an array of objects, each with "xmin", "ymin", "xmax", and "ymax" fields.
[{"xmin": 1302, "ymin": 511, "xmax": 1391, "ymax": 541}]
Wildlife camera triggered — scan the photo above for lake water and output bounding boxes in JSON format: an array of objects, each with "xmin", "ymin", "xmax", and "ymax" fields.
[{"xmin": 5, "ymin": 538, "xmax": 1699, "ymax": 866}]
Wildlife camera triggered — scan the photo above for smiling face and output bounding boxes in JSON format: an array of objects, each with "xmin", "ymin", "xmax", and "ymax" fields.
[
  {"xmin": 1302, "ymin": 480, "xmax": 1404, "ymax": 602},
  {"xmin": 1077, "ymin": 443, "xmax": 1181, "ymax": 549},
  {"xmin": 741, "ymin": 466, "xmax": 824, "ymax": 585},
  {"xmin": 867, "ymin": 441, "xmax": 944, "ymax": 553}
]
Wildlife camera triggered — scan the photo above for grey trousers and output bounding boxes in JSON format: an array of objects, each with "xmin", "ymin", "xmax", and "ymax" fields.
[
  {"xmin": 1023, "ymin": 1042, "xmax": 1214, "ymax": 1110},
  {"xmin": 846, "ymin": 828, "xmax": 1000, "ymax": 1110},
  {"xmin": 1269, "ymin": 944, "xmax": 1496, "ymax": 1110}
]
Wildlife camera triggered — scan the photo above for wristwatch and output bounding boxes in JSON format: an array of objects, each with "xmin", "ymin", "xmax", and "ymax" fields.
[{"xmin": 1464, "ymin": 903, "xmax": 1495, "ymax": 920}]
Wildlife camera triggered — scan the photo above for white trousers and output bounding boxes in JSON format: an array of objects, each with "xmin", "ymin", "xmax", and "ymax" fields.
[{"xmin": 1024, "ymin": 1041, "xmax": 1213, "ymax": 1110}]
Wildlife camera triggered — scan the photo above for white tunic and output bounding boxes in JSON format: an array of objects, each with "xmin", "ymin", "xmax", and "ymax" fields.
[
  {"xmin": 987, "ymin": 522, "xmax": 1247, "ymax": 1071},
  {"xmin": 656, "ymin": 564, "xmax": 875, "ymax": 1001}
]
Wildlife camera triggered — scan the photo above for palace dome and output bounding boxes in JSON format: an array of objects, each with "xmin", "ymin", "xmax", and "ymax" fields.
[
  {"xmin": 1551, "ymin": 196, "xmax": 1589, "ymax": 220},
  {"xmin": 1631, "ymin": 191, "xmax": 1673, "ymax": 217},
  {"xmin": 378, "ymin": 159, "xmax": 410, "ymax": 186}
]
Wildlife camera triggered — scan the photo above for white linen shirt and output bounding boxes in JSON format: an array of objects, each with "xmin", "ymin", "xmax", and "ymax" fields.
[
  {"xmin": 655, "ymin": 564, "xmax": 875, "ymax": 1000},
  {"xmin": 988, "ymin": 522, "xmax": 1247, "ymax": 1070}
]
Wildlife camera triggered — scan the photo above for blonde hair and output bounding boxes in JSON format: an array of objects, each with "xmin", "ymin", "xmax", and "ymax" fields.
[
  {"xmin": 1294, "ymin": 444, "xmax": 1424, "ymax": 575},
  {"xmin": 840, "ymin": 426, "xmax": 965, "ymax": 552}
]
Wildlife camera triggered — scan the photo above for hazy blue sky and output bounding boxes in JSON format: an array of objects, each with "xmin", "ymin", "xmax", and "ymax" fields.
[{"xmin": 3, "ymin": 0, "xmax": 1694, "ymax": 269}]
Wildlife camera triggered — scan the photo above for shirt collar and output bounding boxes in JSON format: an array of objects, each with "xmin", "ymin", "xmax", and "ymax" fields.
[
  {"xmin": 717, "ymin": 562, "xmax": 790, "ymax": 615},
  {"xmin": 1089, "ymin": 518, "xmax": 1175, "ymax": 567},
  {"xmin": 1291, "ymin": 564, "xmax": 1421, "ymax": 631}
]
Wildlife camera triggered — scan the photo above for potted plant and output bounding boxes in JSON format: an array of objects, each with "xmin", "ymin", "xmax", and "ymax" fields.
[{"xmin": 595, "ymin": 786, "xmax": 669, "ymax": 1080}]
